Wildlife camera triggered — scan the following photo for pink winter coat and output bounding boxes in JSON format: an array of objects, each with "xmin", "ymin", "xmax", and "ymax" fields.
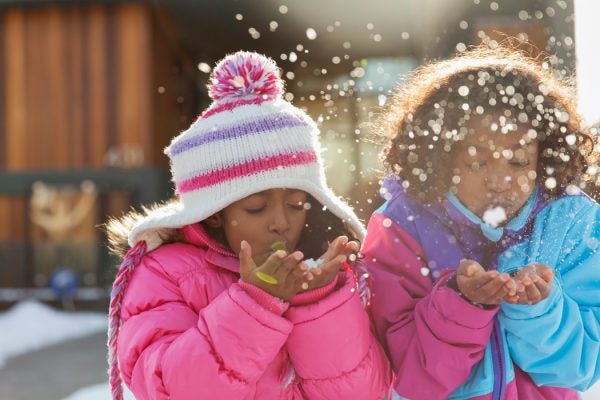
[{"xmin": 117, "ymin": 223, "xmax": 391, "ymax": 399}]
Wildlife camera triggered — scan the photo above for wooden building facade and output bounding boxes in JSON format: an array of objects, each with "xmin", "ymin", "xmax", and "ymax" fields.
[{"xmin": 0, "ymin": 1, "xmax": 197, "ymax": 290}]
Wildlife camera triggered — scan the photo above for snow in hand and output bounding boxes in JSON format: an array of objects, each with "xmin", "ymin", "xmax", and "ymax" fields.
[
  {"xmin": 304, "ymin": 258, "xmax": 322, "ymax": 270},
  {"xmin": 482, "ymin": 206, "xmax": 506, "ymax": 227}
]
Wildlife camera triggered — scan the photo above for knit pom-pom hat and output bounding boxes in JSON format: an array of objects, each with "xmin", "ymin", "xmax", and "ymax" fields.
[{"xmin": 128, "ymin": 51, "xmax": 365, "ymax": 250}]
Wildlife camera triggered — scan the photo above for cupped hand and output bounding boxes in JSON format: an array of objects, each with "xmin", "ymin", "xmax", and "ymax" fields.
[
  {"xmin": 299, "ymin": 236, "xmax": 359, "ymax": 292},
  {"xmin": 505, "ymin": 264, "xmax": 554, "ymax": 305},
  {"xmin": 456, "ymin": 259, "xmax": 517, "ymax": 307},
  {"xmin": 239, "ymin": 240, "xmax": 310, "ymax": 301}
]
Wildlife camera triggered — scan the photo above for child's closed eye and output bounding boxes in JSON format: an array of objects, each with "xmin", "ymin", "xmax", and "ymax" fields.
[
  {"xmin": 509, "ymin": 160, "xmax": 530, "ymax": 168},
  {"xmin": 245, "ymin": 206, "xmax": 266, "ymax": 214},
  {"xmin": 287, "ymin": 201, "xmax": 305, "ymax": 211}
]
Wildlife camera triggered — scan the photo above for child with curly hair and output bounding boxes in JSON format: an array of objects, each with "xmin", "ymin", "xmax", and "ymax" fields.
[{"xmin": 363, "ymin": 46, "xmax": 600, "ymax": 399}]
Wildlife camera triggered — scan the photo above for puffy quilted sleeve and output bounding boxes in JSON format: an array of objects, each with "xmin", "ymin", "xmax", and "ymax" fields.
[
  {"xmin": 363, "ymin": 212, "xmax": 497, "ymax": 399},
  {"xmin": 284, "ymin": 269, "xmax": 392, "ymax": 399},
  {"xmin": 499, "ymin": 197, "xmax": 600, "ymax": 390},
  {"xmin": 118, "ymin": 247, "xmax": 293, "ymax": 399}
]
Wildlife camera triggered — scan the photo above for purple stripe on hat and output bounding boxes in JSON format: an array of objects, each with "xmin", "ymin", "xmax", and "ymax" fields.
[{"xmin": 169, "ymin": 114, "xmax": 309, "ymax": 156}]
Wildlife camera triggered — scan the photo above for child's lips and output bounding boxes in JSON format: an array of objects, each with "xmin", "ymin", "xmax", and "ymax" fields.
[
  {"xmin": 259, "ymin": 241, "xmax": 290, "ymax": 259},
  {"xmin": 270, "ymin": 241, "xmax": 289, "ymax": 253}
]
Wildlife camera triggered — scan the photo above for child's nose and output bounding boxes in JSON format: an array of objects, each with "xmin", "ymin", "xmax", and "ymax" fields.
[
  {"xmin": 269, "ymin": 207, "xmax": 291, "ymax": 234},
  {"xmin": 486, "ymin": 174, "xmax": 512, "ymax": 192}
]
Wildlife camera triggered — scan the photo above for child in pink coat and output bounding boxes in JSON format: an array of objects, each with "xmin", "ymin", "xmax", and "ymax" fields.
[{"xmin": 106, "ymin": 51, "xmax": 391, "ymax": 400}]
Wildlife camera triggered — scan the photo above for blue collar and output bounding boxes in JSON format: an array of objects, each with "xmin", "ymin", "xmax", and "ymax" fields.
[{"xmin": 445, "ymin": 186, "xmax": 539, "ymax": 242}]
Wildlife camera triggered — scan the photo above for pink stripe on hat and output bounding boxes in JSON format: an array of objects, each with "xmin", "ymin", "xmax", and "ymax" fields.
[{"xmin": 177, "ymin": 150, "xmax": 317, "ymax": 193}]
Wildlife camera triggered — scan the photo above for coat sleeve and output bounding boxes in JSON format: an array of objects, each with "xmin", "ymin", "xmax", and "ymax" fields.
[
  {"xmin": 118, "ymin": 251, "xmax": 293, "ymax": 399},
  {"xmin": 363, "ymin": 212, "xmax": 498, "ymax": 400},
  {"xmin": 284, "ymin": 269, "xmax": 392, "ymax": 400},
  {"xmin": 498, "ymin": 199, "xmax": 600, "ymax": 390}
]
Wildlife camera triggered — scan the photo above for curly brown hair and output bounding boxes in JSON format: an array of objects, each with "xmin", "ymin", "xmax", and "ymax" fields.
[{"xmin": 376, "ymin": 44, "xmax": 598, "ymax": 203}]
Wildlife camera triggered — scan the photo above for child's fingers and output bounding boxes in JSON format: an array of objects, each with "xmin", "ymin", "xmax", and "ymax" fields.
[
  {"xmin": 327, "ymin": 254, "xmax": 347, "ymax": 270},
  {"xmin": 239, "ymin": 240, "xmax": 256, "ymax": 276},
  {"xmin": 304, "ymin": 254, "xmax": 345, "ymax": 291},
  {"xmin": 292, "ymin": 264, "xmax": 314, "ymax": 280},
  {"xmin": 522, "ymin": 274, "xmax": 542, "ymax": 303},
  {"xmin": 281, "ymin": 251, "xmax": 304, "ymax": 271},
  {"xmin": 313, "ymin": 254, "xmax": 346, "ymax": 276},
  {"xmin": 514, "ymin": 296, "xmax": 530, "ymax": 305},
  {"xmin": 320, "ymin": 236, "xmax": 348, "ymax": 262},
  {"xmin": 343, "ymin": 240, "xmax": 360, "ymax": 256},
  {"xmin": 509, "ymin": 282, "xmax": 531, "ymax": 304},
  {"xmin": 275, "ymin": 252, "xmax": 307, "ymax": 285},
  {"xmin": 475, "ymin": 270, "xmax": 501, "ymax": 288},
  {"xmin": 534, "ymin": 264, "xmax": 555, "ymax": 283},
  {"xmin": 457, "ymin": 259, "xmax": 485, "ymax": 278},
  {"xmin": 532, "ymin": 271, "xmax": 552, "ymax": 299},
  {"xmin": 515, "ymin": 279, "xmax": 526, "ymax": 294},
  {"xmin": 504, "ymin": 278, "xmax": 517, "ymax": 297},
  {"xmin": 513, "ymin": 265, "xmax": 536, "ymax": 280},
  {"xmin": 259, "ymin": 249, "xmax": 287, "ymax": 274},
  {"xmin": 288, "ymin": 258, "xmax": 315, "ymax": 280},
  {"xmin": 476, "ymin": 272, "xmax": 512, "ymax": 303},
  {"xmin": 534, "ymin": 280, "xmax": 552, "ymax": 299},
  {"xmin": 460, "ymin": 268, "xmax": 497, "ymax": 289},
  {"xmin": 508, "ymin": 265, "xmax": 553, "ymax": 304},
  {"xmin": 456, "ymin": 261, "xmax": 490, "ymax": 301},
  {"xmin": 541, "ymin": 268, "xmax": 555, "ymax": 283},
  {"xmin": 505, "ymin": 294, "xmax": 520, "ymax": 304}
]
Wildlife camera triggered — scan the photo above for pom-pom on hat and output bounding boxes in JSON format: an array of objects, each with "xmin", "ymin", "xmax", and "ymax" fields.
[{"xmin": 128, "ymin": 51, "xmax": 365, "ymax": 250}]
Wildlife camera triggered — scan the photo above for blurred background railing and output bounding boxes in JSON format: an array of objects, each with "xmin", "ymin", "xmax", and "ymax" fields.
[{"xmin": 0, "ymin": 167, "xmax": 169, "ymax": 307}]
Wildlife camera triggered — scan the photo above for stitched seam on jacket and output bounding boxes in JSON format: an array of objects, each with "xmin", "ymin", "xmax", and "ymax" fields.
[
  {"xmin": 196, "ymin": 327, "xmax": 250, "ymax": 385},
  {"xmin": 228, "ymin": 289, "xmax": 291, "ymax": 335}
]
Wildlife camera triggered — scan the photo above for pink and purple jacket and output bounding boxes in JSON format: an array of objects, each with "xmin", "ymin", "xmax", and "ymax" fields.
[
  {"xmin": 117, "ymin": 223, "xmax": 391, "ymax": 399},
  {"xmin": 363, "ymin": 177, "xmax": 600, "ymax": 400}
]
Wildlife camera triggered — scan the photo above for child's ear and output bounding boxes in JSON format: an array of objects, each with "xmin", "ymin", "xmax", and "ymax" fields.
[{"xmin": 204, "ymin": 213, "xmax": 223, "ymax": 228}]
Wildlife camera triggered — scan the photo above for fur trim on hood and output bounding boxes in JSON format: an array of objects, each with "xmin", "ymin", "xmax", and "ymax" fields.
[{"xmin": 105, "ymin": 200, "xmax": 183, "ymax": 258}]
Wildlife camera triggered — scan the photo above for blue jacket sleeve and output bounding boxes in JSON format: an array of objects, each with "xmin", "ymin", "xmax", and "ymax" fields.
[{"xmin": 498, "ymin": 197, "xmax": 600, "ymax": 391}]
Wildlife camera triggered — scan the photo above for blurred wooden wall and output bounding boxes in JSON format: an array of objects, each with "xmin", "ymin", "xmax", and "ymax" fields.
[
  {"xmin": 1, "ymin": 2, "xmax": 197, "ymax": 170},
  {"xmin": 0, "ymin": 2, "xmax": 197, "ymax": 281}
]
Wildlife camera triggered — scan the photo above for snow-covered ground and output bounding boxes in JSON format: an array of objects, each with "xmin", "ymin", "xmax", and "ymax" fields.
[
  {"xmin": 0, "ymin": 300, "xmax": 106, "ymax": 367},
  {"xmin": 62, "ymin": 382, "xmax": 135, "ymax": 400},
  {"xmin": 582, "ymin": 386, "xmax": 600, "ymax": 400},
  {"xmin": 0, "ymin": 300, "xmax": 598, "ymax": 400}
]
